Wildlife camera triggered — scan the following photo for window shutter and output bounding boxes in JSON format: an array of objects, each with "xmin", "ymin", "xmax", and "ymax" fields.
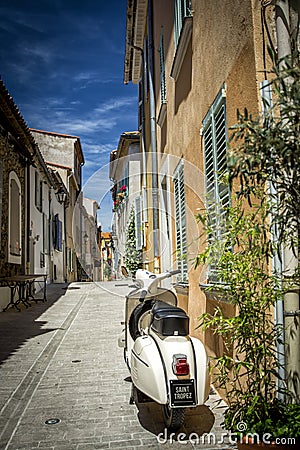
[
  {"xmin": 159, "ymin": 31, "xmax": 166, "ymax": 104},
  {"xmin": 173, "ymin": 162, "xmax": 188, "ymax": 282},
  {"xmin": 54, "ymin": 214, "xmax": 63, "ymax": 252},
  {"xmin": 202, "ymin": 86, "xmax": 230, "ymax": 282},
  {"xmin": 57, "ymin": 219, "xmax": 62, "ymax": 252}
]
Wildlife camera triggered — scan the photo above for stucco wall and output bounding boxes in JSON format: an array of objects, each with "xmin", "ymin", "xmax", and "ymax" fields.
[{"xmin": 151, "ymin": 0, "xmax": 268, "ymax": 349}]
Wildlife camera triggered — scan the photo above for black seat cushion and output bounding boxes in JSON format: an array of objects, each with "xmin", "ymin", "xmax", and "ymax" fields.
[{"xmin": 151, "ymin": 301, "xmax": 189, "ymax": 336}]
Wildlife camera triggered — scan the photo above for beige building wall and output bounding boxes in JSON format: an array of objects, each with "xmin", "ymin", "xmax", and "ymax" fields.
[
  {"xmin": 124, "ymin": 0, "xmax": 277, "ymax": 355},
  {"xmin": 150, "ymin": 0, "xmax": 273, "ymax": 352}
]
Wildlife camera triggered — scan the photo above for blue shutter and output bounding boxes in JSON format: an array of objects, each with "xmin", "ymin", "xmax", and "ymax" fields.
[{"xmin": 54, "ymin": 214, "xmax": 63, "ymax": 252}]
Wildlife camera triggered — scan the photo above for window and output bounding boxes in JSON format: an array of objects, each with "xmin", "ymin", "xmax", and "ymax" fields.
[
  {"xmin": 0, "ymin": 160, "xmax": 3, "ymax": 243},
  {"xmin": 35, "ymin": 171, "xmax": 43, "ymax": 212},
  {"xmin": 53, "ymin": 214, "xmax": 62, "ymax": 252},
  {"xmin": 174, "ymin": 0, "xmax": 192, "ymax": 48},
  {"xmin": 8, "ymin": 171, "xmax": 22, "ymax": 264},
  {"xmin": 173, "ymin": 161, "xmax": 188, "ymax": 282},
  {"xmin": 202, "ymin": 86, "xmax": 230, "ymax": 282}
]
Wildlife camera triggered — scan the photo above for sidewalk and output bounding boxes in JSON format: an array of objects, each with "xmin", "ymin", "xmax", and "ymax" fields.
[{"xmin": 0, "ymin": 281, "xmax": 236, "ymax": 450}]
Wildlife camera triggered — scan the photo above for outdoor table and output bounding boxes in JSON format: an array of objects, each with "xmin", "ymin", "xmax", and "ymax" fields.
[{"xmin": 0, "ymin": 274, "xmax": 47, "ymax": 312}]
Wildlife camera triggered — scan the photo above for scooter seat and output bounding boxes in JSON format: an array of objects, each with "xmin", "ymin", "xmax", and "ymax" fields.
[
  {"xmin": 151, "ymin": 301, "xmax": 181, "ymax": 314},
  {"xmin": 151, "ymin": 301, "xmax": 189, "ymax": 336}
]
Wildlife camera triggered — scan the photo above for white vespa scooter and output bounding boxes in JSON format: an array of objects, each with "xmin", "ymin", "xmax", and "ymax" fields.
[{"xmin": 119, "ymin": 268, "xmax": 210, "ymax": 431}]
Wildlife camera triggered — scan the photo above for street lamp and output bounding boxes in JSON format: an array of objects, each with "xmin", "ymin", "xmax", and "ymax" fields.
[{"xmin": 56, "ymin": 188, "xmax": 67, "ymax": 204}]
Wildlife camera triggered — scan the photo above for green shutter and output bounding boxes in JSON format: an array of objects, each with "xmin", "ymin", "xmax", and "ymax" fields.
[
  {"xmin": 159, "ymin": 31, "xmax": 166, "ymax": 104},
  {"xmin": 174, "ymin": 162, "xmax": 188, "ymax": 282},
  {"xmin": 203, "ymin": 87, "xmax": 229, "ymax": 282}
]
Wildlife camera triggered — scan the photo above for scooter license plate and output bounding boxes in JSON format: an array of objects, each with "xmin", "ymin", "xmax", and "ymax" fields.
[{"xmin": 170, "ymin": 379, "xmax": 196, "ymax": 406}]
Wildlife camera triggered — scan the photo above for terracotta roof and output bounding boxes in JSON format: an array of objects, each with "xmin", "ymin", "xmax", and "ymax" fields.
[
  {"xmin": 0, "ymin": 79, "xmax": 36, "ymax": 154},
  {"xmin": 101, "ymin": 232, "xmax": 112, "ymax": 239},
  {"xmin": 0, "ymin": 79, "xmax": 54, "ymax": 186},
  {"xmin": 30, "ymin": 128, "xmax": 80, "ymax": 139},
  {"xmin": 46, "ymin": 161, "xmax": 73, "ymax": 170}
]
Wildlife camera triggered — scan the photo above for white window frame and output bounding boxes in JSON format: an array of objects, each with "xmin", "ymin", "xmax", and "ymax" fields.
[
  {"xmin": 174, "ymin": 0, "xmax": 192, "ymax": 49},
  {"xmin": 173, "ymin": 160, "xmax": 188, "ymax": 283},
  {"xmin": 8, "ymin": 171, "xmax": 22, "ymax": 264},
  {"xmin": 202, "ymin": 85, "xmax": 230, "ymax": 282}
]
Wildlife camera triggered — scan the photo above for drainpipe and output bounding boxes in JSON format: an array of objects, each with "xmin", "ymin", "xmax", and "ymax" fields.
[
  {"xmin": 148, "ymin": 0, "xmax": 160, "ymax": 267},
  {"xmin": 275, "ymin": 0, "xmax": 300, "ymax": 401},
  {"xmin": 261, "ymin": 78, "xmax": 286, "ymax": 401}
]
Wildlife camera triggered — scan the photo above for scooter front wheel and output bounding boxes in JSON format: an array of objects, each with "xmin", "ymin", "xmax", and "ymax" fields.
[{"xmin": 162, "ymin": 404, "xmax": 185, "ymax": 431}]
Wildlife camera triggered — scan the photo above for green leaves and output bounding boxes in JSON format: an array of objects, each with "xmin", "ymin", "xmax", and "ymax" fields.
[{"xmin": 228, "ymin": 59, "xmax": 300, "ymax": 249}]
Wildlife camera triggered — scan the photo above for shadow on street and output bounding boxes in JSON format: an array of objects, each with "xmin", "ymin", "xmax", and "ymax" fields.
[{"xmin": 0, "ymin": 283, "xmax": 70, "ymax": 366}]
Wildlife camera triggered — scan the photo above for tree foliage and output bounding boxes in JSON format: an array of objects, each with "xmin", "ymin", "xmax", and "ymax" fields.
[
  {"xmin": 196, "ymin": 58, "xmax": 300, "ymax": 438},
  {"xmin": 228, "ymin": 58, "xmax": 300, "ymax": 251},
  {"xmin": 124, "ymin": 206, "xmax": 142, "ymax": 274}
]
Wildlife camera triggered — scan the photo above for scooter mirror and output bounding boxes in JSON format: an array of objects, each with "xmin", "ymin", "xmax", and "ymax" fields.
[{"xmin": 121, "ymin": 266, "xmax": 129, "ymax": 278}]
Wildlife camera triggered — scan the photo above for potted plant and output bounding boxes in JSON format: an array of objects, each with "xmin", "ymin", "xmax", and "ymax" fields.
[{"xmin": 196, "ymin": 57, "xmax": 300, "ymax": 447}]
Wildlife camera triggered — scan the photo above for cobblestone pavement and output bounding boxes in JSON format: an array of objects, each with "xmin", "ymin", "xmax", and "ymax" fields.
[{"xmin": 0, "ymin": 281, "xmax": 237, "ymax": 450}]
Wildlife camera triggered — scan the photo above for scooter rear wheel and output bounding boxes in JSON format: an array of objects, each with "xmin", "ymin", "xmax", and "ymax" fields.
[{"xmin": 162, "ymin": 404, "xmax": 185, "ymax": 431}]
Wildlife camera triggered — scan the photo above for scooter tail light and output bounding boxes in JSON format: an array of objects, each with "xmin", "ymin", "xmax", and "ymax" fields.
[{"xmin": 172, "ymin": 354, "xmax": 190, "ymax": 376}]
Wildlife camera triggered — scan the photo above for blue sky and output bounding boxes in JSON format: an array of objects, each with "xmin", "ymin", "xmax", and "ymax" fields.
[{"xmin": 0, "ymin": 0, "xmax": 138, "ymax": 230}]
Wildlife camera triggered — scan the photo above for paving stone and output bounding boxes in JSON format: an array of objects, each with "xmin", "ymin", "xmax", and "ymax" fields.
[{"xmin": 0, "ymin": 282, "xmax": 235, "ymax": 450}]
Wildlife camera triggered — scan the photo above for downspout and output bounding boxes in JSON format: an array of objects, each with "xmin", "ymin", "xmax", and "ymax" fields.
[
  {"xmin": 260, "ymin": 73, "xmax": 285, "ymax": 399},
  {"xmin": 148, "ymin": 0, "xmax": 160, "ymax": 266},
  {"xmin": 275, "ymin": 0, "xmax": 300, "ymax": 401}
]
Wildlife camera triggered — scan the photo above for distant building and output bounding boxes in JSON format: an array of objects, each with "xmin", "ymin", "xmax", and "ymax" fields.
[
  {"xmin": 0, "ymin": 80, "xmax": 72, "ymax": 307},
  {"xmin": 81, "ymin": 197, "xmax": 99, "ymax": 281},
  {"xmin": 30, "ymin": 129, "xmax": 85, "ymax": 282},
  {"xmin": 99, "ymin": 231, "xmax": 113, "ymax": 281},
  {"xmin": 110, "ymin": 131, "xmax": 141, "ymax": 278}
]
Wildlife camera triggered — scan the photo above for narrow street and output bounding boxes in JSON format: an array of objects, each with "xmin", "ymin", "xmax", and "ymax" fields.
[{"xmin": 0, "ymin": 282, "xmax": 235, "ymax": 450}]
